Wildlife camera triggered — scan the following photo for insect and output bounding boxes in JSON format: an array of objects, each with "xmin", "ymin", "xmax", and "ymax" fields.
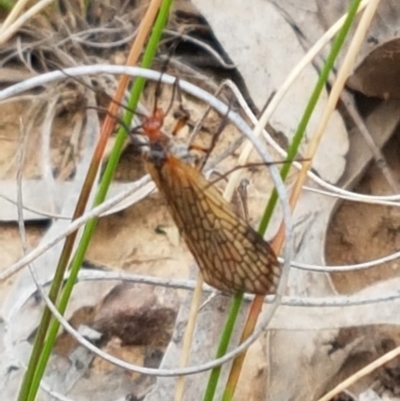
[
  {"xmin": 49, "ymin": 58, "xmax": 281, "ymax": 294},
  {"xmin": 136, "ymin": 85, "xmax": 282, "ymax": 295}
]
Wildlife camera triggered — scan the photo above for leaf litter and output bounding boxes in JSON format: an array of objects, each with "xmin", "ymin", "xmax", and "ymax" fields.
[{"xmin": 4, "ymin": 1, "xmax": 400, "ymax": 401}]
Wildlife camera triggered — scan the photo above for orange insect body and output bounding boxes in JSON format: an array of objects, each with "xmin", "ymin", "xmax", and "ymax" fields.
[
  {"xmin": 142, "ymin": 108, "xmax": 165, "ymax": 140},
  {"xmin": 142, "ymin": 108, "xmax": 281, "ymax": 295}
]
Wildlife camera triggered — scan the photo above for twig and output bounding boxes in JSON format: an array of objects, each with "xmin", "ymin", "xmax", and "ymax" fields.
[
  {"xmin": 0, "ymin": 175, "xmax": 151, "ymax": 281},
  {"xmin": 292, "ymin": 24, "xmax": 400, "ymax": 194},
  {"xmin": 341, "ymin": 90, "xmax": 400, "ymax": 193},
  {"xmin": 9, "ymin": 267, "xmax": 400, "ymax": 313},
  {"xmin": 40, "ymin": 97, "xmax": 58, "ymax": 215},
  {"xmin": 0, "ymin": 0, "xmax": 56, "ymax": 45},
  {"xmin": 316, "ymin": 345, "xmax": 400, "ymax": 401},
  {"xmin": 174, "ymin": 274, "xmax": 204, "ymax": 401},
  {"xmin": 163, "ymin": 29, "xmax": 236, "ymax": 70}
]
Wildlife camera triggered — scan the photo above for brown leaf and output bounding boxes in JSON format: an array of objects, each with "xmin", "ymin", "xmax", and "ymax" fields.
[{"xmin": 347, "ymin": 39, "xmax": 400, "ymax": 99}]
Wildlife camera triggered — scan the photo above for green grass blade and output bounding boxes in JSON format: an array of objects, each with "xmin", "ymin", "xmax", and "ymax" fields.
[
  {"xmin": 259, "ymin": 0, "xmax": 362, "ymax": 232},
  {"xmin": 203, "ymin": 0, "xmax": 363, "ymax": 400},
  {"xmin": 202, "ymin": 293, "xmax": 243, "ymax": 401},
  {"xmin": 17, "ymin": 2, "xmax": 174, "ymax": 401}
]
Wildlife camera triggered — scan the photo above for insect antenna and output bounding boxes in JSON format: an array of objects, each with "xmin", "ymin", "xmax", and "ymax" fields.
[
  {"xmin": 204, "ymin": 159, "xmax": 308, "ymax": 189},
  {"xmin": 85, "ymin": 106, "xmax": 131, "ymax": 133},
  {"xmin": 46, "ymin": 59, "xmax": 147, "ymax": 120},
  {"xmin": 152, "ymin": 36, "xmax": 183, "ymax": 114}
]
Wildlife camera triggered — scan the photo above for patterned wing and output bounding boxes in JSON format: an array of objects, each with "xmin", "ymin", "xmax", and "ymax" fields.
[{"xmin": 145, "ymin": 154, "xmax": 281, "ymax": 295}]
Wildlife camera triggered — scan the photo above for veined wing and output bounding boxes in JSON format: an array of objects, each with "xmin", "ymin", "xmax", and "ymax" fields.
[{"xmin": 145, "ymin": 154, "xmax": 281, "ymax": 295}]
